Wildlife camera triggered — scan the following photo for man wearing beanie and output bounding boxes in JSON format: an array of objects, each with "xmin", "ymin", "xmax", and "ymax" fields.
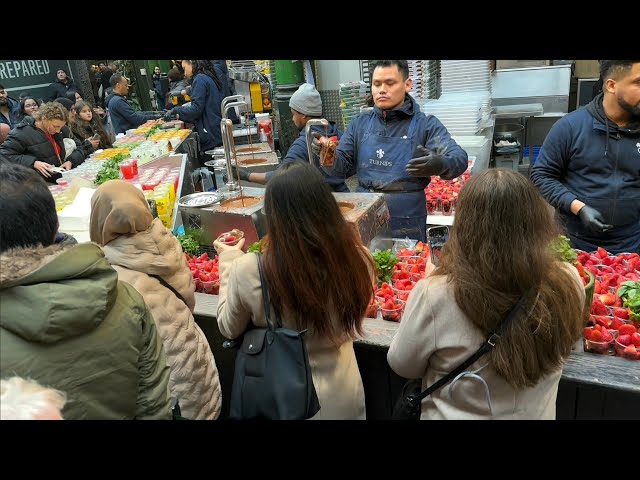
[
  {"xmin": 317, "ymin": 60, "xmax": 468, "ymax": 242},
  {"xmin": 47, "ymin": 68, "xmax": 78, "ymax": 102},
  {"xmin": 234, "ymin": 83, "xmax": 352, "ymax": 192}
]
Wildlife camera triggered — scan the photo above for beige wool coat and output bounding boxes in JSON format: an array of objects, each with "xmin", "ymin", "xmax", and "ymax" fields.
[
  {"xmin": 388, "ymin": 263, "xmax": 585, "ymax": 420},
  {"xmin": 217, "ymin": 250, "xmax": 367, "ymax": 420},
  {"xmin": 102, "ymin": 219, "xmax": 222, "ymax": 420}
]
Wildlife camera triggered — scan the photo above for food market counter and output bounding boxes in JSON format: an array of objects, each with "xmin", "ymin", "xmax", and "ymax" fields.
[{"xmin": 193, "ymin": 293, "xmax": 640, "ymax": 420}]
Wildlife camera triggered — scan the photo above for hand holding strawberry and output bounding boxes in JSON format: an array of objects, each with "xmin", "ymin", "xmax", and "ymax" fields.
[{"xmin": 213, "ymin": 237, "xmax": 245, "ymax": 254}]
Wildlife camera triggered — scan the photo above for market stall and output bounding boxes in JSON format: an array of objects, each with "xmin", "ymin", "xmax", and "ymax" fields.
[
  {"xmin": 191, "ymin": 241, "xmax": 640, "ymax": 420},
  {"xmin": 50, "ymin": 120, "xmax": 196, "ymax": 242}
]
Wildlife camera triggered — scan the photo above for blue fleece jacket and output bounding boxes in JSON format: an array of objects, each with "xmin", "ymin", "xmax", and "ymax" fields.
[
  {"xmin": 105, "ymin": 93, "xmax": 157, "ymax": 135},
  {"xmin": 530, "ymin": 94, "xmax": 640, "ymax": 253},
  {"xmin": 265, "ymin": 121, "xmax": 352, "ymax": 192},
  {"xmin": 172, "ymin": 72, "xmax": 223, "ymax": 152},
  {"xmin": 329, "ymin": 95, "xmax": 468, "ymax": 192}
]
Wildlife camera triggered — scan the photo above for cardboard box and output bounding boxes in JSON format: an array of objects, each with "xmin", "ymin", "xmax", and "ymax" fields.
[
  {"xmin": 496, "ymin": 60, "xmax": 551, "ymax": 70},
  {"xmin": 574, "ymin": 60, "xmax": 600, "ymax": 78}
]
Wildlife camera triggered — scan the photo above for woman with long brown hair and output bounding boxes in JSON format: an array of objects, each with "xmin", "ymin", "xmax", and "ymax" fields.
[
  {"xmin": 70, "ymin": 100, "xmax": 112, "ymax": 151},
  {"xmin": 388, "ymin": 168, "xmax": 586, "ymax": 419},
  {"xmin": 216, "ymin": 161, "xmax": 376, "ymax": 419}
]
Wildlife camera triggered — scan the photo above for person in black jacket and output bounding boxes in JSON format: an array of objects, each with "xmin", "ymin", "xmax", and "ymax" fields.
[
  {"xmin": 0, "ymin": 102, "xmax": 85, "ymax": 183},
  {"xmin": 47, "ymin": 68, "xmax": 78, "ymax": 102}
]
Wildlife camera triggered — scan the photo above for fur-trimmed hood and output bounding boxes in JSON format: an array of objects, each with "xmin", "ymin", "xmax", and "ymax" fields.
[{"xmin": 0, "ymin": 242, "xmax": 119, "ymax": 343}]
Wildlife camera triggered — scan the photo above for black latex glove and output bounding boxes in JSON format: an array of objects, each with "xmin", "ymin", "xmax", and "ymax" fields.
[
  {"xmin": 406, "ymin": 145, "xmax": 445, "ymax": 178},
  {"xmin": 231, "ymin": 167, "xmax": 251, "ymax": 182},
  {"xmin": 578, "ymin": 205, "xmax": 613, "ymax": 233},
  {"xmin": 163, "ymin": 109, "xmax": 176, "ymax": 121}
]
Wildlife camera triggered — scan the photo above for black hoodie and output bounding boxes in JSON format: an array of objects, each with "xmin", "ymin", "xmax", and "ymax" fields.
[{"xmin": 531, "ymin": 94, "xmax": 640, "ymax": 253}]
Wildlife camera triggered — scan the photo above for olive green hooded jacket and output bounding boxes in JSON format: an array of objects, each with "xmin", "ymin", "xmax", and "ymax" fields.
[{"xmin": 0, "ymin": 242, "xmax": 171, "ymax": 420}]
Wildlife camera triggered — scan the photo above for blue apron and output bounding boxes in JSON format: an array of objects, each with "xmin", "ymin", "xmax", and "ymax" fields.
[{"xmin": 356, "ymin": 112, "xmax": 427, "ymax": 242}]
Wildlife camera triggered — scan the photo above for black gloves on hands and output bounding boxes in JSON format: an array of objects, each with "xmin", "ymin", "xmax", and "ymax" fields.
[
  {"xmin": 164, "ymin": 109, "xmax": 176, "ymax": 121},
  {"xmin": 231, "ymin": 167, "xmax": 251, "ymax": 182},
  {"xmin": 578, "ymin": 205, "xmax": 613, "ymax": 233},
  {"xmin": 406, "ymin": 145, "xmax": 445, "ymax": 178}
]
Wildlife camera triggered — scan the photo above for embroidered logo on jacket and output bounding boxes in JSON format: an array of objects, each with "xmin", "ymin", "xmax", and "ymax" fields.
[{"xmin": 376, "ymin": 148, "xmax": 385, "ymax": 159}]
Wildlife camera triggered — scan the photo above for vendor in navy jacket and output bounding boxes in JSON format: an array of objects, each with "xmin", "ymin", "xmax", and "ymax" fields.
[
  {"xmin": 106, "ymin": 74, "xmax": 161, "ymax": 135},
  {"xmin": 166, "ymin": 60, "xmax": 224, "ymax": 165},
  {"xmin": 235, "ymin": 83, "xmax": 352, "ymax": 192},
  {"xmin": 531, "ymin": 60, "xmax": 640, "ymax": 254},
  {"xmin": 317, "ymin": 60, "xmax": 468, "ymax": 242}
]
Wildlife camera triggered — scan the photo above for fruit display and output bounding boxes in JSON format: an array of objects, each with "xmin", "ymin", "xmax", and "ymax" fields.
[
  {"xmin": 577, "ymin": 247, "xmax": 640, "ymax": 361},
  {"xmin": 424, "ymin": 171, "xmax": 471, "ymax": 215},
  {"xmin": 186, "ymin": 252, "xmax": 220, "ymax": 295}
]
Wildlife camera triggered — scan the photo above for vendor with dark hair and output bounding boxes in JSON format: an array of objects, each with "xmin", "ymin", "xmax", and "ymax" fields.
[
  {"xmin": 105, "ymin": 74, "xmax": 161, "ymax": 135},
  {"xmin": 531, "ymin": 60, "xmax": 640, "ymax": 254},
  {"xmin": 165, "ymin": 60, "xmax": 224, "ymax": 164}
]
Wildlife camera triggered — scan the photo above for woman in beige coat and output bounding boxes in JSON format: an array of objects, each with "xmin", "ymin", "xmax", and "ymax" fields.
[
  {"xmin": 216, "ymin": 162, "xmax": 376, "ymax": 420},
  {"xmin": 388, "ymin": 169, "xmax": 586, "ymax": 419},
  {"xmin": 90, "ymin": 180, "xmax": 222, "ymax": 420}
]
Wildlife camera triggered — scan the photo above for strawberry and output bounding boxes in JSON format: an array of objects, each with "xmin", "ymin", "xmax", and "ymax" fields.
[
  {"xmin": 597, "ymin": 247, "xmax": 609, "ymax": 259},
  {"xmin": 613, "ymin": 308, "xmax": 629, "ymax": 320},
  {"xmin": 631, "ymin": 332, "xmax": 640, "ymax": 347},
  {"xmin": 599, "ymin": 293, "xmax": 617, "ymax": 306},
  {"xmin": 198, "ymin": 252, "xmax": 209, "ymax": 261},
  {"xmin": 594, "ymin": 316, "xmax": 610, "ymax": 329},
  {"xmin": 601, "ymin": 330, "xmax": 613, "ymax": 342},
  {"xmin": 618, "ymin": 324, "xmax": 637, "ymax": 336},
  {"xmin": 583, "ymin": 327, "xmax": 595, "ymax": 340},
  {"xmin": 617, "ymin": 334, "xmax": 632, "ymax": 346},
  {"xmin": 590, "ymin": 301, "xmax": 609, "ymax": 316},
  {"xmin": 623, "ymin": 345, "xmax": 637, "ymax": 354},
  {"xmin": 590, "ymin": 329, "xmax": 604, "ymax": 342},
  {"xmin": 610, "ymin": 317, "xmax": 625, "ymax": 331}
]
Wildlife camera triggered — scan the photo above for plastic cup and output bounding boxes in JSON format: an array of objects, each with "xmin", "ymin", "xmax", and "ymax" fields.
[
  {"xmin": 217, "ymin": 229, "xmax": 244, "ymax": 246},
  {"xmin": 120, "ymin": 160, "xmax": 136, "ymax": 180}
]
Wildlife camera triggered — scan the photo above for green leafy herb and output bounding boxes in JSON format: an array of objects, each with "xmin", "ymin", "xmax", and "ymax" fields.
[
  {"xmin": 145, "ymin": 124, "xmax": 161, "ymax": 139},
  {"xmin": 617, "ymin": 281, "xmax": 640, "ymax": 325},
  {"xmin": 550, "ymin": 235, "xmax": 577, "ymax": 264},
  {"xmin": 176, "ymin": 233, "xmax": 200, "ymax": 256},
  {"xmin": 372, "ymin": 249, "xmax": 399, "ymax": 287},
  {"xmin": 94, "ymin": 153, "xmax": 129, "ymax": 186},
  {"xmin": 247, "ymin": 240, "xmax": 262, "ymax": 253}
]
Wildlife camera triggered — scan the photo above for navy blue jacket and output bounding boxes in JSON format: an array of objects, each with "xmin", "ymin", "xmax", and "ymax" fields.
[
  {"xmin": 531, "ymin": 94, "xmax": 640, "ymax": 252},
  {"xmin": 265, "ymin": 121, "xmax": 352, "ymax": 192},
  {"xmin": 172, "ymin": 72, "xmax": 223, "ymax": 151},
  {"xmin": 0, "ymin": 95, "xmax": 21, "ymax": 129},
  {"xmin": 105, "ymin": 93, "xmax": 157, "ymax": 135},
  {"xmin": 330, "ymin": 95, "xmax": 468, "ymax": 192}
]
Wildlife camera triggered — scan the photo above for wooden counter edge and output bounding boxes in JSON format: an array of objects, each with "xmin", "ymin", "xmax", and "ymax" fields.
[{"xmin": 194, "ymin": 292, "xmax": 640, "ymax": 394}]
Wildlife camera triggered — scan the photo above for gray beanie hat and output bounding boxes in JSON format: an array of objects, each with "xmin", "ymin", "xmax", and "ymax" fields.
[{"xmin": 289, "ymin": 83, "xmax": 322, "ymax": 117}]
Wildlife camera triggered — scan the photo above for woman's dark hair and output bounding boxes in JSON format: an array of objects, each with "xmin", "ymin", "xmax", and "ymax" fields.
[
  {"xmin": 261, "ymin": 162, "xmax": 375, "ymax": 344},
  {"xmin": 0, "ymin": 163, "xmax": 58, "ymax": 252},
  {"xmin": 433, "ymin": 169, "xmax": 585, "ymax": 388},
  {"xmin": 71, "ymin": 100, "xmax": 111, "ymax": 148},
  {"xmin": 19, "ymin": 97, "xmax": 41, "ymax": 117},
  {"xmin": 65, "ymin": 90, "xmax": 79, "ymax": 103},
  {"xmin": 185, "ymin": 60, "xmax": 222, "ymax": 91}
]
